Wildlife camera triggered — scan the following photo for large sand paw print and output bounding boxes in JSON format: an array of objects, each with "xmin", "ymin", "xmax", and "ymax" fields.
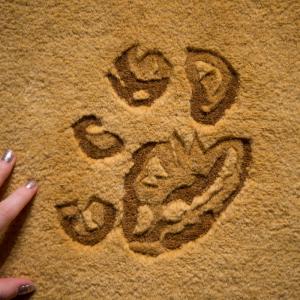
[
  {"xmin": 56, "ymin": 45, "xmax": 251, "ymax": 256},
  {"xmin": 122, "ymin": 133, "xmax": 250, "ymax": 256}
]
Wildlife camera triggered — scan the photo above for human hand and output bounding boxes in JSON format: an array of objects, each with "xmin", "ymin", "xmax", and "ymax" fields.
[{"xmin": 0, "ymin": 150, "xmax": 38, "ymax": 299}]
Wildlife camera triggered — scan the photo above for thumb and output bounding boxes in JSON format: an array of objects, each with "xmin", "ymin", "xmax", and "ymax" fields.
[{"xmin": 0, "ymin": 278, "xmax": 35, "ymax": 299}]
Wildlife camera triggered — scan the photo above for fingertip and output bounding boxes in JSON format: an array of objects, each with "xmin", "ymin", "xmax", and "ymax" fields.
[
  {"xmin": 0, "ymin": 182, "xmax": 38, "ymax": 230},
  {"xmin": 1, "ymin": 149, "xmax": 15, "ymax": 164},
  {"xmin": 24, "ymin": 179, "xmax": 38, "ymax": 191},
  {"xmin": 17, "ymin": 181, "xmax": 38, "ymax": 204},
  {"xmin": 0, "ymin": 152, "xmax": 15, "ymax": 172},
  {"xmin": 0, "ymin": 278, "xmax": 35, "ymax": 299},
  {"xmin": 13, "ymin": 181, "xmax": 38, "ymax": 200}
]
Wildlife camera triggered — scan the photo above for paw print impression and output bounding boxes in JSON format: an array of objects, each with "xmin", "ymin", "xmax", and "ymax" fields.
[
  {"xmin": 107, "ymin": 45, "xmax": 172, "ymax": 106},
  {"xmin": 72, "ymin": 115, "xmax": 124, "ymax": 159},
  {"xmin": 185, "ymin": 49, "xmax": 239, "ymax": 124},
  {"xmin": 56, "ymin": 44, "xmax": 251, "ymax": 257},
  {"xmin": 122, "ymin": 132, "xmax": 251, "ymax": 256},
  {"xmin": 56, "ymin": 115, "xmax": 121, "ymax": 245},
  {"xmin": 56, "ymin": 197, "xmax": 116, "ymax": 245}
]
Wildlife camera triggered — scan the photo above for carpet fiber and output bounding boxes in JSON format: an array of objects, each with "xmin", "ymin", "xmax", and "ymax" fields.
[{"xmin": 0, "ymin": 0, "xmax": 299, "ymax": 299}]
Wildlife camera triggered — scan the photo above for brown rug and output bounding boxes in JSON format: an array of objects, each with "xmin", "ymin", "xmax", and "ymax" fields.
[{"xmin": 0, "ymin": 0, "xmax": 299, "ymax": 299}]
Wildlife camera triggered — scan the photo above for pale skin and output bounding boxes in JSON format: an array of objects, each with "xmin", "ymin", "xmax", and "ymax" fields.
[{"xmin": 0, "ymin": 150, "xmax": 37, "ymax": 299}]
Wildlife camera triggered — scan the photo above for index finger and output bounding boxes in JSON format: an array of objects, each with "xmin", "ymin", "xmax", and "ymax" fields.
[{"xmin": 0, "ymin": 181, "xmax": 38, "ymax": 231}]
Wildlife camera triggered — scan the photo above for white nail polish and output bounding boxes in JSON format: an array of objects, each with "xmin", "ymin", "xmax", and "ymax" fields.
[
  {"xmin": 1, "ymin": 149, "xmax": 14, "ymax": 163},
  {"xmin": 25, "ymin": 179, "xmax": 37, "ymax": 189}
]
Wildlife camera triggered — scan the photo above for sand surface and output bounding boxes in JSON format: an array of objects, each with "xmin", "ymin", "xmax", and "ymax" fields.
[{"xmin": 0, "ymin": 0, "xmax": 299, "ymax": 299}]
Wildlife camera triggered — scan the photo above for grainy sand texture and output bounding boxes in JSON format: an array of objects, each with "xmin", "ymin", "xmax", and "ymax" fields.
[{"xmin": 0, "ymin": 0, "xmax": 299, "ymax": 299}]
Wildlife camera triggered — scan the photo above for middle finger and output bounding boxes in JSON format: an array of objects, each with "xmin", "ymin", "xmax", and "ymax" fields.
[{"xmin": 0, "ymin": 149, "xmax": 16, "ymax": 187}]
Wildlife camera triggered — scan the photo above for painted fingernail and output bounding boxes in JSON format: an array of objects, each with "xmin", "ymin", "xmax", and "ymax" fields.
[
  {"xmin": 17, "ymin": 284, "xmax": 36, "ymax": 296},
  {"xmin": 1, "ymin": 149, "xmax": 14, "ymax": 163},
  {"xmin": 25, "ymin": 179, "xmax": 38, "ymax": 189}
]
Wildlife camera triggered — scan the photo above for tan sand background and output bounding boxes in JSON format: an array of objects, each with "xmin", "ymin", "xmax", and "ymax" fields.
[{"xmin": 0, "ymin": 0, "xmax": 299, "ymax": 299}]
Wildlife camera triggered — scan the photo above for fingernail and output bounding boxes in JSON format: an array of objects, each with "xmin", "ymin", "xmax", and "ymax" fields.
[
  {"xmin": 25, "ymin": 179, "xmax": 38, "ymax": 189},
  {"xmin": 1, "ymin": 149, "xmax": 14, "ymax": 163},
  {"xmin": 17, "ymin": 284, "xmax": 36, "ymax": 296}
]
